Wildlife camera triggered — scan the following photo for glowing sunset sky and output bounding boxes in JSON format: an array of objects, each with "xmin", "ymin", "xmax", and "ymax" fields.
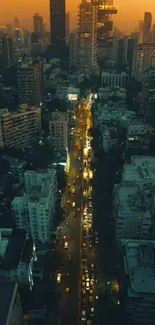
[{"xmin": 0, "ymin": 0, "xmax": 155, "ymax": 32}]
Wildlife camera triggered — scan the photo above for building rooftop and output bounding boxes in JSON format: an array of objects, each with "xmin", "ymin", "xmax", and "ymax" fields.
[
  {"xmin": 122, "ymin": 156, "xmax": 155, "ymax": 185},
  {"xmin": 0, "ymin": 282, "xmax": 17, "ymax": 325},
  {"xmin": 94, "ymin": 102, "xmax": 136, "ymax": 127},
  {"xmin": 51, "ymin": 111, "xmax": 68, "ymax": 122},
  {"xmin": 122, "ymin": 239, "xmax": 155, "ymax": 295},
  {"xmin": 0, "ymin": 105, "xmax": 40, "ymax": 118},
  {"xmin": 18, "ymin": 58, "xmax": 41, "ymax": 68},
  {"xmin": 3, "ymin": 156, "xmax": 27, "ymax": 169},
  {"xmin": 0, "ymin": 229, "xmax": 33, "ymax": 270}
]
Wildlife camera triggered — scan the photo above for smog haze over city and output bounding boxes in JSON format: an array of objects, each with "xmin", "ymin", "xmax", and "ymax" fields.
[{"xmin": 0, "ymin": 0, "xmax": 155, "ymax": 31}]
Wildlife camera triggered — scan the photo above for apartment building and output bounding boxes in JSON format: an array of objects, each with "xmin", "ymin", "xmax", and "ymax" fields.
[
  {"xmin": 121, "ymin": 239, "xmax": 155, "ymax": 325},
  {"xmin": 101, "ymin": 71, "xmax": 129, "ymax": 89},
  {"xmin": 17, "ymin": 58, "xmax": 44, "ymax": 107},
  {"xmin": 12, "ymin": 169, "xmax": 57, "ymax": 242},
  {"xmin": 113, "ymin": 182, "xmax": 154, "ymax": 242},
  {"xmin": 0, "ymin": 282, "xmax": 23, "ymax": 325},
  {"xmin": 49, "ymin": 111, "xmax": 69, "ymax": 152},
  {"xmin": 0, "ymin": 105, "xmax": 41, "ymax": 150},
  {"xmin": 0, "ymin": 228, "xmax": 35, "ymax": 289},
  {"xmin": 132, "ymin": 43, "xmax": 155, "ymax": 81}
]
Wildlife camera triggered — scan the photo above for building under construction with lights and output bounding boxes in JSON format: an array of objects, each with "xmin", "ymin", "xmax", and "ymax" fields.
[{"xmin": 97, "ymin": 0, "xmax": 117, "ymax": 41}]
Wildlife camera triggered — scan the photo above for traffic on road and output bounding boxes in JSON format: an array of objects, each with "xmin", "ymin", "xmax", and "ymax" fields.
[{"xmin": 55, "ymin": 94, "xmax": 100, "ymax": 325}]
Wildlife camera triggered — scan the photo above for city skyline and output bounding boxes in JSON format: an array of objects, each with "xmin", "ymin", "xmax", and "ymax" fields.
[{"xmin": 0, "ymin": 0, "xmax": 155, "ymax": 32}]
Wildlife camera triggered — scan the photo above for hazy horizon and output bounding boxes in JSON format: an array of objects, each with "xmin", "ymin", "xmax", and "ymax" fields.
[{"xmin": 0, "ymin": 0, "xmax": 155, "ymax": 33}]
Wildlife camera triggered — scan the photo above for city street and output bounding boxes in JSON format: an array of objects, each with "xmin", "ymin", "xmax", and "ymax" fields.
[
  {"xmin": 55, "ymin": 99, "xmax": 87, "ymax": 325},
  {"xmin": 55, "ymin": 95, "xmax": 105, "ymax": 325}
]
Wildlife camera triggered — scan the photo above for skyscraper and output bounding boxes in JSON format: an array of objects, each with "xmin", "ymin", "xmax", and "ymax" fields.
[
  {"xmin": 66, "ymin": 12, "xmax": 70, "ymax": 45},
  {"xmin": 78, "ymin": 0, "xmax": 97, "ymax": 69},
  {"xmin": 33, "ymin": 13, "xmax": 44, "ymax": 37},
  {"xmin": 1, "ymin": 34, "xmax": 14, "ymax": 69},
  {"xmin": 17, "ymin": 58, "xmax": 44, "ymax": 107},
  {"xmin": 143, "ymin": 12, "xmax": 152, "ymax": 43},
  {"xmin": 49, "ymin": 0, "xmax": 66, "ymax": 46},
  {"xmin": 69, "ymin": 30, "xmax": 79, "ymax": 68},
  {"xmin": 14, "ymin": 17, "xmax": 20, "ymax": 29}
]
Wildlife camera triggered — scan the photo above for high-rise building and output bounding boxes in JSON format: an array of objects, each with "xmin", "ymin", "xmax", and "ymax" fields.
[
  {"xmin": 0, "ymin": 105, "xmax": 41, "ymax": 150},
  {"xmin": 97, "ymin": 0, "xmax": 117, "ymax": 42},
  {"xmin": 66, "ymin": 12, "xmax": 70, "ymax": 45},
  {"xmin": 1, "ymin": 34, "xmax": 14, "ymax": 69},
  {"xmin": 132, "ymin": 43, "xmax": 155, "ymax": 81},
  {"xmin": 0, "ymin": 282, "xmax": 23, "ymax": 325},
  {"xmin": 12, "ymin": 169, "xmax": 57, "ymax": 242},
  {"xmin": 6, "ymin": 24, "xmax": 13, "ymax": 35},
  {"xmin": 14, "ymin": 28, "xmax": 24, "ymax": 48},
  {"xmin": 138, "ymin": 20, "xmax": 144, "ymax": 44},
  {"xmin": 69, "ymin": 30, "xmax": 79, "ymax": 68},
  {"xmin": 33, "ymin": 13, "xmax": 44, "ymax": 37},
  {"xmin": 49, "ymin": 111, "xmax": 69, "ymax": 151},
  {"xmin": 113, "ymin": 36, "xmax": 137, "ymax": 71},
  {"xmin": 143, "ymin": 12, "xmax": 152, "ymax": 43},
  {"xmin": 14, "ymin": 17, "xmax": 20, "ymax": 29},
  {"xmin": 50, "ymin": 0, "xmax": 66, "ymax": 46},
  {"xmin": 152, "ymin": 23, "xmax": 155, "ymax": 43},
  {"xmin": 17, "ymin": 58, "xmax": 44, "ymax": 107},
  {"xmin": 78, "ymin": 0, "xmax": 97, "ymax": 69}
]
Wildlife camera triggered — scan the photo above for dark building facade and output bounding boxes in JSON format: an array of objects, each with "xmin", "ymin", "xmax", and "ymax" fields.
[
  {"xmin": 33, "ymin": 13, "xmax": 44, "ymax": 38},
  {"xmin": 143, "ymin": 12, "xmax": 152, "ymax": 43},
  {"xmin": 1, "ymin": 34, "xmax": 14, "ymax": 70},
  {"xmin": 50, "ymin": 0, "xmax": 66, "ymax": 46}
]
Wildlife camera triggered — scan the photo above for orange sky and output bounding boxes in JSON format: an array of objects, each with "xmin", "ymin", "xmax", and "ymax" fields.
[{"xmin": 0, "ymin": 0, "xmax": 155, "ymax": 32}]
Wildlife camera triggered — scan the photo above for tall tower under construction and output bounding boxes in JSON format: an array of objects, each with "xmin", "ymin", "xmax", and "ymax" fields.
[{"xmin": 97, "ymin": 0, "xmax": 117, "ymax": 41}]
